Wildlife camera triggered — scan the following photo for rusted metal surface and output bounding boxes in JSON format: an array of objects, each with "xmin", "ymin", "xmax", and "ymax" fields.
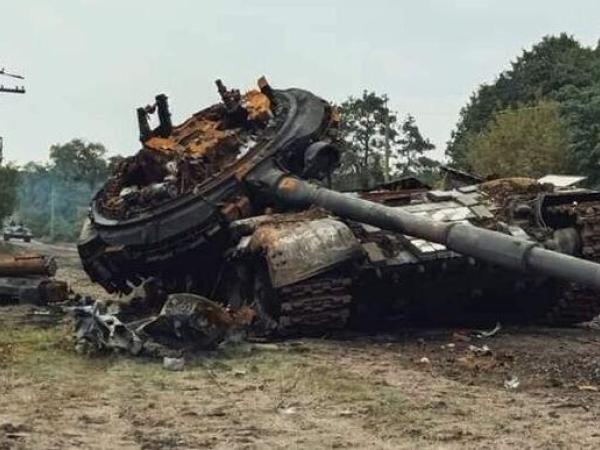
[
  {"xmin": 0, "ymin": 255, "xmax": 57, "ymax": 277},
  {"xmin": 275, "ymin": 277, "xmax": 353, "ymax": 335},
  {"xmin": 248, "ymin": 218, "xmax": 363, "ymax": 288},
  {"xmin": 79, "ymin": 77, "xmax": 600, "ymax": 339},
  {"xmin": 0, "ymin": 277, "xmax": 67, "ymax": 305},
  {"xmin": 73, "ymin": 293, "xmax": 255, "ymax": 355},
  {"xmin": 97, "ymin": 81, "xmax": 273, "ymax": 221},
  {"xmin": 0, "ymin": 254, "xmax": 67, "ymax": 305},
  {"xmin": 537, "ymin": 199, "xmax": 600, "ymax": 323},
  {"xmin": 359, "ymin": 189, "xmax": 425, "ymax": 206}
]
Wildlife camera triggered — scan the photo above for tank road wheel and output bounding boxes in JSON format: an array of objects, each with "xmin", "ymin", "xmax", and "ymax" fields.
[
  {"xmin": 540, "ymin": 284, "xmax": 600, "ymax": 326},
  {"xmin": 252, "ymin": 263, "xmax": 354, "ymax": 337},
  {"xmin": 537, "ymin": 199, "xmax": 600, "ymax": 326}
]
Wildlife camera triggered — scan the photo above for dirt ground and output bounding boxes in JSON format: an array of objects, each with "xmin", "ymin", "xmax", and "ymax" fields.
[{"xmin": 2, "ymin": 241, "xmax": 600, "ymax": 449}]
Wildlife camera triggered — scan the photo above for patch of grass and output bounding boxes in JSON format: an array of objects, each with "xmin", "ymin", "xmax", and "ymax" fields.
[
  {"xmin": 216, "ymin": 344, "xmax": 409, "ymax": 416},
  {"xmin": 0, "ymin": 323, "xmax": 175, "ymax": 385},
  {"xmin": 0, "ymin": 242, "xmax": 20, "ymax": 255},
  {"xmin": 0, "ymin": 324, "xmax": 104, "ymax": 379},
  {"xmin": 1, "ymin": 323, "xmax": 410, "ymax": 424}
]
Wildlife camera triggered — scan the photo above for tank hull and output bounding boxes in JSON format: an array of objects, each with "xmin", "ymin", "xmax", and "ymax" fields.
[{"xmin": 78, "ymin": 79, "xmax": 600, "ymax": 335}]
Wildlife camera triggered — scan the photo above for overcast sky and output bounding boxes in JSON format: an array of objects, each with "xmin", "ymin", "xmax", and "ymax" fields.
[{"xmin": 1, "ymin": 0, "xmax": 599, "ymax": 164}]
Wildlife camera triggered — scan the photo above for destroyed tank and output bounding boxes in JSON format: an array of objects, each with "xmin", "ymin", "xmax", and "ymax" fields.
[{"xmin": 78, "ymin": 78, "xmax": 600, "ymax": 335}]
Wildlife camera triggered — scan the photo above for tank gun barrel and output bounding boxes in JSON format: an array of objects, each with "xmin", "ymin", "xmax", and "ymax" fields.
[{"xmin": 261, "ymin": 173, "xmax": 600, "ymax": 290}]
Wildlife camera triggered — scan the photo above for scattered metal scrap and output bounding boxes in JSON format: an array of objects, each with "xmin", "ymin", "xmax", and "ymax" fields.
[
  {"xmin": 72, "ymin": 293, "xmax": 254, "ymax": 357},
  {"xmin": 472, "ymin": 322, "xmax": 502, "ymax": 339}
]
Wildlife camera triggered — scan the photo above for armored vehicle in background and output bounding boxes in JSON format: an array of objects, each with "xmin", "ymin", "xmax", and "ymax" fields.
[
  {"xmin": 78, "ymin": 78, "xmax": 600, "ymax": 335},
  {"xmin": 3, "ymin": 222, "xmax": 33, "ymax": 242}
]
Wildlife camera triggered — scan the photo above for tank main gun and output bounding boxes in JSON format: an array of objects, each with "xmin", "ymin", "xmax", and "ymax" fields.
[{"xmin": 248, "ymin": 166, "xmax": 600, "ymax": 290}]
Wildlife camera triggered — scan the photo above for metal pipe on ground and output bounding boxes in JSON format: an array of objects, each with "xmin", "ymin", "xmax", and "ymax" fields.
[{"xmin": 0, "ymin": 255, "xmax": 57, "ymax": 277}]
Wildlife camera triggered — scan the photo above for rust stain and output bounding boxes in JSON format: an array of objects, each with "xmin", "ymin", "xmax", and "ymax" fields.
[
  {"xmin": 0, "ymin": 255, "xmax": 56, "ymax": 277},
  {"xmin": 243, "ymin": 90, "xmax": 271, "ymax": 122},
  {"xmin": 248, "ymin": 209, "xmax": 329, "ymax": 252},
  {"xmin": 279, "ymin": 177, "xmax": 299, "ymax": 193},
  {"xmin": 480, "ymin": 177, "xmax": 549, "ymax": 203},
  {"xmin": 98, "ymin": 78, "xmax": 274, "ymax": 220},
  {"xmin": 144, "ymin": 91, "xmax": 269, "ymax": 158},
  {"xmin": 220, "ymin": 196, "xmax": 253, "ymax": 222},
  {"xmin": 146, "ymin": 118, "xmax": 236, "ymax": 158},
  {"xmin": 330, "ymin": 106, "xmax": 341, "ymax": 127},
  {"xmin": 189, "ymin": 297, "xmax": 255, "ymax": 328}
]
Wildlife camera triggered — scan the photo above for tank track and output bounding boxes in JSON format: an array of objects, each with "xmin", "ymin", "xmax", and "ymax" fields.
[
  {"xmin": 543, "ymin": 200, "xmax": 600, "ymax": 325},
  {"xmin": 274, "ymin": 277, "xmax": 353, "ymax": 336}
]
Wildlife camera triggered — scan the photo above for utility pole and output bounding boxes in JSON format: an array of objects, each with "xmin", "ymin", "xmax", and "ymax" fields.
[
  {"xmin": 383, "ymin": 97, "xmax": 391, "ymax": 183},
  {"xmin": 0, "ymin": 67, "xmax": 25, "ymax": 95},
  {"xmin": 0, "ymin": 85, "xmax": 25, "ymax": 94},
  {"xmin": 49, "ymin": 184, "xmax": 55, "ymax": 241},
  {"xmin": 0, "ymin": 66, "xmax": 26, "ymax": 164}
]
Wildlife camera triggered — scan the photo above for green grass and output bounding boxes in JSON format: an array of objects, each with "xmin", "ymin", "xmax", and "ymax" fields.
[
  {"xmin": 214, "ymin": 342, "xmax": 409, "ymax": 416},
  {"xmin": 0, "ymin": 324, "xmax": 174, "ymax": 385},
  {"xmin": 0, "ymin": 323, "xmax": 410, "ymax": 423},
  {"xmin": 0, "ymin": 242, "xmax": 20, "ymax": 255}
]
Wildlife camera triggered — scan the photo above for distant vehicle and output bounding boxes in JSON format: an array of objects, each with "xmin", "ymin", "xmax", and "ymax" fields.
[{"xmin": 3, "ymin": 222, "xmax": 33, "ymax": 242}]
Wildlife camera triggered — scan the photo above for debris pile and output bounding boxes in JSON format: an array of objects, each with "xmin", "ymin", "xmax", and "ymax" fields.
[
  {"xmin": 98, "ymin": 79, "xmax": 273, "ymax": 219},
  {"xmin": 0, "ymin": 254, "xmax": 68, "ymax": 305},
  {"xmin": 72, "ymin": 291, "xmax": 255, "ymax": 357}
]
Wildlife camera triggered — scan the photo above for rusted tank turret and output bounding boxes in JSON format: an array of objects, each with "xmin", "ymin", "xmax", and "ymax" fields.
[{"xmin": 79, "ymin": 78, "xmax": 600, "ymax": 334}]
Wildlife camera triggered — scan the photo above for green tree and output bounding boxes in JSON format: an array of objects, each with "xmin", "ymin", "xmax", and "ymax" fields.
[
  {"xmin": 559, "ymin": 86, "xmax": 600, "ymax": 181},
  {"xmin": 0, "ymin": 164, "xmax": 19, "ymax": 224},
  {"xmin": 50, "ymin": 139, "xmax": 109, "ymax": 190},
  {"xmin": 447, "ymin": 33, "xmax": 600, "ymax": 182},
  {"xmin": 466, "ymin": 100, "xmax": 568, "ymax": 178},
  {"xmin": 335, "ymin": 91, "xmax": 397, "ymax": 189},
  {"xmin": 16, "ymin": 140, "xmax": 121, "ymax": 241},
  {"xmin": 396, "ymin": 114, "xmax": 435, "ymax": 175}
]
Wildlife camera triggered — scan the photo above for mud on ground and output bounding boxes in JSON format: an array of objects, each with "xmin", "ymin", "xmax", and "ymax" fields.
[{"xmin": 1, "ymin": 241, "xmax": 600, "ymax": 449}]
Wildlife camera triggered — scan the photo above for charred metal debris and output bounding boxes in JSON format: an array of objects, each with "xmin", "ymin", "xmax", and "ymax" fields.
[
  {"xmin": 98, "ymin": 78, "xmax": 280, "ymax": 220},
  {"xmin": 72, "ymin": 289, "xmax": 254, "ymax": 357},
  {"xmin": 76, "ymin": 76, "xmax": 600, "ymax": 357},
  {"xmin": 0, "ymin": 254, "xmax": 68, "ymax": 306}
]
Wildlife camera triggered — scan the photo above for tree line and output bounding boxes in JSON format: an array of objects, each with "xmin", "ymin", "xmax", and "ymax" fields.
[
  {"xmin": 446, "ymin": 33, "xmax": 600, "ymax": 183},
  {"xmin": 1, "ymin": 139, "xmax": 124, "ymax": 241},
  {"xmin": 334, "ymin": 92, "xmax": 436, "ymax": 190}
]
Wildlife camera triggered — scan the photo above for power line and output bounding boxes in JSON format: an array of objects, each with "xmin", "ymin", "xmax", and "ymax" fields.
[
  {"xmin": 0, "ymin": 65, "xmax": 26, "ymax": 164},
  {"xmin": 0, "ymin": 66, "xmax": 26, "ymax": 94},
  {"xmin": 0, "ymin": 68, "xmax": 25, "ymax": 80},
  {"xmin": 0, "ymin": 85, "xmax": 25, "ymax": 94}
]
